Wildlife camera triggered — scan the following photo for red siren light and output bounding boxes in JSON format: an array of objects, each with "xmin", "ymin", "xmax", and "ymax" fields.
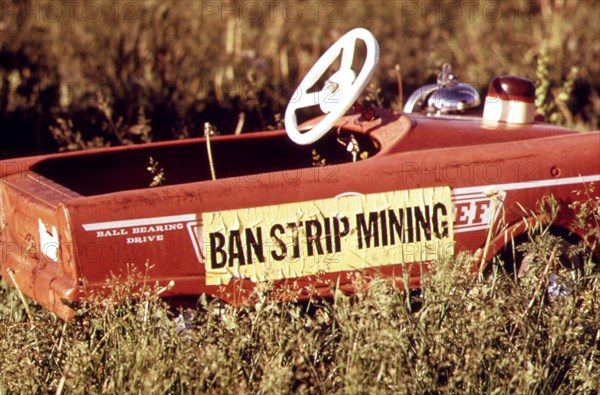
[{"xmin": 483, "ymin": 76, "xmax": 536, "ymax": 124}]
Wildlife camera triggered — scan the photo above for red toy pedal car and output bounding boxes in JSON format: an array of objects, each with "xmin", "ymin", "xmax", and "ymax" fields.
[{"xmin": 1, "ymin": 29, "xmax": 598, "ymax": 319}]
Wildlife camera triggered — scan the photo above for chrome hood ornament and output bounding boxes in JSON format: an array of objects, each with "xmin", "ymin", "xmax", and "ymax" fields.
[{"xmin": 404, "ymin": 63, "xmax": 480, "ymax": 114}]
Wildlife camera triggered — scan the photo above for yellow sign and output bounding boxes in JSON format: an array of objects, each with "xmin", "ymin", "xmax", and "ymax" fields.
[{"xmin": 202, "ymin": 187, "xmax": 453, "ymax": 285}]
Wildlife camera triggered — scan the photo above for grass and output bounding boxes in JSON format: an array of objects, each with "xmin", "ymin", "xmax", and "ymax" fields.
[
  {"xmin": 0, "ymin": 245, "xmax": 598, "ymax": 393},
  {"xmin": 1, "ymin": 0, "xmax": 599, "ymax": 157}
]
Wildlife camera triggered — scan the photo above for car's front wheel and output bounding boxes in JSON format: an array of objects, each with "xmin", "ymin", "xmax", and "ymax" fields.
[{"xmin": 497, "ymin": 229, "xmax": 596, "ymax": 299}]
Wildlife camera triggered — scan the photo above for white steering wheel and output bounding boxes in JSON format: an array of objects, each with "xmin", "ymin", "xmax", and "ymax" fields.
[{"xmin": 284, "ymin": 28, "xmax": 379, "ymax": 145}]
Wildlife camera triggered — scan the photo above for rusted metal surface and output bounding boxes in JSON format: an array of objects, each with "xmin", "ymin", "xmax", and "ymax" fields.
[{"xmin": 1, "ymin": 107, "xmax": 599, "ymax": 319}]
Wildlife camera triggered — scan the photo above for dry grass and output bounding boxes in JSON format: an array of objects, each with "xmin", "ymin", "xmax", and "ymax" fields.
[
  {"xmin": 1, "ymin": 0, "xmax": 599, "ymax": 156},
  {"xmin": 0, "ymin": 248, "xmax": 598, "ymax": 393}
]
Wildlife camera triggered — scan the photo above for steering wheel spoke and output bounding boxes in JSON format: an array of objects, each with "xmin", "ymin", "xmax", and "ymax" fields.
[{"xmin": 285, "ymin": 28, "xmax": 379, "ymax": 145}]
